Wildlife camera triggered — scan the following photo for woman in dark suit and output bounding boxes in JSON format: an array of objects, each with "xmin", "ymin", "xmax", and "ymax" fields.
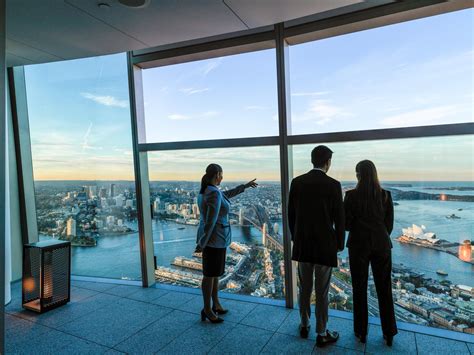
[
  {"xmin": 196, "ymin": 163, "xmax": 257, "ymax": 323},
  {"xmin": 344, "ymin": 160, "xmax": 397, "ymax": 346}
]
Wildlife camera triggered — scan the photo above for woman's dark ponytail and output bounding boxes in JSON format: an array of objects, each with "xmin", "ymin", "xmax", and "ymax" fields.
[{"xmin": 199, "ymin": 163, "xmax": 223, "ymax": 194}]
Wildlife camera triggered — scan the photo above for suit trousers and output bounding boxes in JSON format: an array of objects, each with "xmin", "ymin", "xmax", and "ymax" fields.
[
  {"xmin": 349, "ymin": 248, "xmax": 397, "ymax": 337},
  {"xmin": 298, "ymin": 262, "xmax": 332, "ymax": 334}
]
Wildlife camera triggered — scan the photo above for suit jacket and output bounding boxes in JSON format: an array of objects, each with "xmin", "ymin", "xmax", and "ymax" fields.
[
  {"xmin": 196, "ymin": 184, "xmax": 245, "ymax": 248},
  {"xmin": 289, "ymin": 170, "xmax": 345, "ymax": 267},
  {"xmin": 344, "ymin": 189, "xmax": 394, "ymax": 251}
]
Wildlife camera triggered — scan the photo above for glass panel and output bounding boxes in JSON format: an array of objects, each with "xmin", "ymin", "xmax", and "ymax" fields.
[
  {"xmin": 142, "ymin": 49, "xmax": 278, "ymax": 143},
  {"xmin": 148, "ymin": 146, "xmax": 285, "ymax": 299},
  {"xmin": 292, "ymin": 135, "xmax": 474, "ymax": 333},
  {"xmin": 26, "ymin": 53, "xmax": 142, "ymax": 280},
  {"xmin": 289, "ymin": 9, "xmax": 473, "ymax": 135}
]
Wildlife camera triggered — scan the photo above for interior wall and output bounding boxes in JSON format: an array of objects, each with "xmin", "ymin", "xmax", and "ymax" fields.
[{"xmin": 1, "ymin": 0, "xmax": 6, "ymax": 351}]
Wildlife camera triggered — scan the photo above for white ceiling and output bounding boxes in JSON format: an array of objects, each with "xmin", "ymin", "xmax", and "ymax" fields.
[{"xmin": 6, "ymin": 0, "xmax": 368, "ymax": 67}]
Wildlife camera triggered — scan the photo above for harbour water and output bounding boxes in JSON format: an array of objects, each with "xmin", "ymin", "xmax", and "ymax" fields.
[{"xmin": 44, "ymin": 191, "xmax": 473, "ymax": 287}]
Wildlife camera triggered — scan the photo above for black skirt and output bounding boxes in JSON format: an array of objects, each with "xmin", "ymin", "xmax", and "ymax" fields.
[{"xmin": 202, "ymin": 246, "xmax": 226, "ymax": 277}]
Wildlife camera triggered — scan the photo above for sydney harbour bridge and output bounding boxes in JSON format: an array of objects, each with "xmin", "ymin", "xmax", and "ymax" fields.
[{"xmin": 230, "ymin": 205, "xmax": 283, "ymax": 253}]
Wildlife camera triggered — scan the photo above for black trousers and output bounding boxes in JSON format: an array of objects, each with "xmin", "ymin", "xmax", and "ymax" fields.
[{"xmin": 349, "ymin": 248, "xmax": 397, "ymax": 337}]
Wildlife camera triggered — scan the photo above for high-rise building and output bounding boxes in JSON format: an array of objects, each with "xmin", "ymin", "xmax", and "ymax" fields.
[
  {"xmin": 239, "ymin": 208, "xmax": 244, "ymax": 225},
  {"xmin": 109, "ymin": 183, "xmax": 116, "ymax": 198},
  {"xmin": 88, "ymin": 186, "xmax": 97, "ymax": 198},
  {"xmin": 153, "ymin": 198, "xmax": 161, "ymax": 213},
  {"xmin": 100, "ymin": 198, "xmax": 108, "ymax": 208},
  {"xmin": 99, "ymin": 187, "xmax": 108, "ymax": 198},
  {"xmin": 192, "ymin": 204, "xmax": 199, "ymax": 217},
  {"xmin": 114, "ymin": 195, "xmax": 125, "ymax": 207},
  {"xmin": 66, "ymin": 217, "xmax": 76, "ymax": 237}
]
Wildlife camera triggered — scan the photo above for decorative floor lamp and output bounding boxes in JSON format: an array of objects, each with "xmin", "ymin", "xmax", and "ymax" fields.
[{"xmin": 22, "ymin": 240, "xmax": 71, "ymax": 313}]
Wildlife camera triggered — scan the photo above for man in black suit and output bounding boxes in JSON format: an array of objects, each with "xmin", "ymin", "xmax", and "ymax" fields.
[{"xmin": 288, "ymin": 145, "xmax": 345, "ymax": 348}]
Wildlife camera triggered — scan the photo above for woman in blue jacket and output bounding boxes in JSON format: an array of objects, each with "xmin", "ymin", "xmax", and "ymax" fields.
[{"xmin": 197, "ymin": 163, "xmax": 257, "ymax": 323}]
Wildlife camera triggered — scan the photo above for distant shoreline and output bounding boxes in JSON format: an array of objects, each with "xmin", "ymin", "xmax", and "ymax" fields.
[{"xmin": 395, "ymin": 236, "xmax": 474, "ymax": 266}]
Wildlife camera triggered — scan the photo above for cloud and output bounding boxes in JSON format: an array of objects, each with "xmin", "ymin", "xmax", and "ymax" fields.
[
  {"xmin": 293, "ymin": 99, "xmax": 348, "ymax": 125},
  {"xmin": 179, "ymin": 87, "xmax": 210, "ymax": 95},
  {"xmin": 168, "ymin": 111, "xmax": 219, "ymax": 121},
  {"xmin": 168, "ymin": 114, "xmax": 191, "ymax": 121},
  {"xmin": 291, "ymin": 91, "xmax": 330, "ymax": 97},
  {"xmin": 201, "ymin": 111, "xmax": 219, "ymax": 118},
  {"xmin": 244, "ymin": 105, "xmax": 268, "ymax": 111},
  {"xmin": 380, "ymin": 105, "xmax": 461, "ymax": 127},
  {"xmin": 81, "ymin": 92, "xmax": 128, "ymax": 108},
  {"xmin": 200, "ymin": 58, "xmax": 223, "ymax": 76}
]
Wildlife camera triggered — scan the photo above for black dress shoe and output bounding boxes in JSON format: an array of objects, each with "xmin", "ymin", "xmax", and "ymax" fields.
[
  {"xmin": 212, "ymin": 306, "xmax": 228, "ymax": 315},
  {"xmin": 299, "ymin": 325, "xmax": 310, "ymax": 339},
  {"xmin": 355, "ymin": 332, "xmax": 366, "ymax": 343},
  {"xmin": 201, "ymin": 309, "xmax": 224, "ymax": 323},
  {"xmin": 383, "ymin": 334, "xmax": 393, "ymax": 346},
  {"xmin": 316, "ymin": 330, "xmax": 339, "ymax": 347}
]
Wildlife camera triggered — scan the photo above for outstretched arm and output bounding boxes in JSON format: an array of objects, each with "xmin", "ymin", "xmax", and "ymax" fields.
[
  {"xmin": 223, "ymin": 178, "xmax": 258, "ymax": 199},
  {"xmin": 223, "ymin": 185, "xmax": 245, "ymax": 199}
]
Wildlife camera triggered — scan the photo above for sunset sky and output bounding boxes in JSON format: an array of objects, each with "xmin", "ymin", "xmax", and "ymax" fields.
[{"xmin": 25, "ymin": 9, "xmax": 473, "ymax": 182}]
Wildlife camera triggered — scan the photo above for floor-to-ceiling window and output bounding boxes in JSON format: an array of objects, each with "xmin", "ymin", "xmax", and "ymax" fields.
[
  {"xmin": 25, "ymin": 53, "xmax": 142, "ymax": 280},
  {"xmin": 288, "ymin": 9, "xmax": 473, "ymax": 333},
  {"xmin": 141, "ymin": 48, "xmax": 286, "ymax": 300},
  {"xmin": 147, "ymin": 147, "xmax": 284, "ymax": 298}
]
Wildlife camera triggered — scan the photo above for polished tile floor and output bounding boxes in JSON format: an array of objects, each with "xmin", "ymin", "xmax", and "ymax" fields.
[{"xmin": 5, "ymin": 280, "xmax": 474, "ymax": 354}]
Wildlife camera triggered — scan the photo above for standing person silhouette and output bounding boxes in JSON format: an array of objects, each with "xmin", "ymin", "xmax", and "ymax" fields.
[
  {"xmin": 196, "ymin": 163, "xmax": 257, "ymax": 323},
  {"xmin": 344, "ymin": 160, "xmax": 397, "ymax": 346},
  {"xmin": 289, "ymin": 145, "xmax": 345, "ymax": 347}
]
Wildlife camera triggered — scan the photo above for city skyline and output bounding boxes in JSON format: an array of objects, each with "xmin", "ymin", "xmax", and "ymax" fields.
[{"xmin": 34, "ymin": 178, "xmax": 474, "ymax": 333}]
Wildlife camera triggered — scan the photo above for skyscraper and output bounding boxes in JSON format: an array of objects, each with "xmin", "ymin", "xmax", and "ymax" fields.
[
  {"xmin": 66, "ymin": 217, "xmax": 76, "ymax": 237},
  {"xmin": 99, "ymin": 187, "xmax": 107, "ymax": 198},
  {"xmin": 153, "ymin": 198, "xmax": 161, "ymax": 213},
  {"xmin": 109, "ymin": 183, "xmax": 116, "ymax": 198}
]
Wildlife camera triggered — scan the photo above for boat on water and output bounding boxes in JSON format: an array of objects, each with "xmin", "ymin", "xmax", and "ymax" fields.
[
  {"xmin": 446, "ymin": 214, "xmax": 461, "ymax": 219},
  {"xmin": 178, "ymin": 227, "xmax": 185, "ymax": 230},
  {"xmin": 436, "ymin": 269, "xmax": 448, "ymax": 276}
]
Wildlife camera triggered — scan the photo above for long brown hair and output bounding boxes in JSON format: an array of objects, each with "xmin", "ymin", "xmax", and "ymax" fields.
[{"xmin": 355, "ymin": 160, "xmax": 384, "ymax": 215}]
